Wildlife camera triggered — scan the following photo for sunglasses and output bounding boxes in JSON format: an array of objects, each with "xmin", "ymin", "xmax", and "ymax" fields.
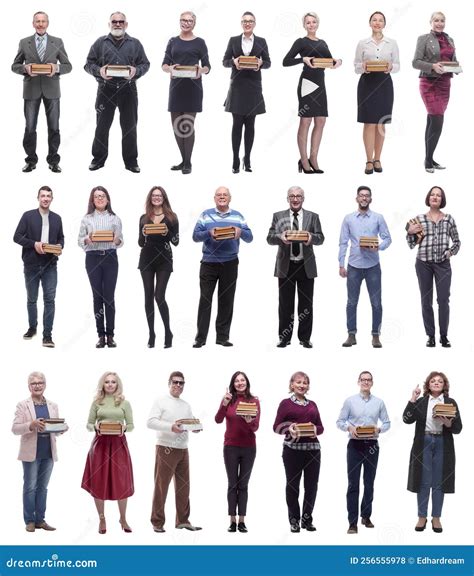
[
  {"xmin": 111, "ymin": 20, "xmax": 125, "ymax": 25},
  {"xmin": 171, "ymin": 380, "xmax": 185, "ymax": 387}
]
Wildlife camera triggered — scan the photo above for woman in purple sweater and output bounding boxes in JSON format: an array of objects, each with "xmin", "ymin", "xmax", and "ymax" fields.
[
  {"xmin": 215, "ymin": 371, "xmax": 260, "ymax": 533},
  {"xmin": 273, "ymin": 371, "xmax": 324, "ymax": 532}
]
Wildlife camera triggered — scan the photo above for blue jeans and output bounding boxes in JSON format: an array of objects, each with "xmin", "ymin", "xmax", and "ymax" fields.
[
  {"xmin": 346, "ymin": 263, "xmax": 382, "ymax": 335},
  {"xmin": 346, "ymin": 439, "xmax": 379, "ymax": 525},
  {"xmin": 24, "ymin": 264, "xmax": 57, "ymax": 338},
  {"xmin": 23, "ymin": 97, "xmax": 60, "ymax": 164},
  {"xmin": 22, "ymin": 459, "xmax": 54, "ymax": 524},
  {"xmin": 417, "ymin": 435, "xmax": 444, "ymax": 517}
]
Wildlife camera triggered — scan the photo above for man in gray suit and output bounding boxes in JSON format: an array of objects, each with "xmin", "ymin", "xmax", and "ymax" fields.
[
  {"xmin": 267, "ymin": 186, "xmax": 325, "ymax": 348},
  {"xmin": 12, "ymin": 11, "xmax": 72, "ymax": 173}
]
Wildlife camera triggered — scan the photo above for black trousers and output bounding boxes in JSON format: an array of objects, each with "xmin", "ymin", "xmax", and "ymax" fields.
[
  {"xmin": 92, "ymin": 82, "xmax": 138, "ymax": 167},
  {"xmin": 23, "ymin": 97, "xmax": 60, "ymax": 164},
  {"xmin": 278, "ymin": 261, "xmax": 314, "ymax": 343},
  {"xmin": 282, "ymin": 445, "xmax": 321, "ymax": 526},
  {"xmin": 223, "ymin": 446, "xmax": 256, "ymax": 516},
  {"xmin": 195, "ymin": 259, "xmax": 238, "ymax": 343},
  {"xmin": 346, "ymin": 439, "xmax": 379, "ymax": 525},
  {"xmin": 85, "ymin": 251, "xmax": 118, "ymax": 337},
  {"xmin": 415, "ymin": 258, "xmax": 451, "ymax": 337}
]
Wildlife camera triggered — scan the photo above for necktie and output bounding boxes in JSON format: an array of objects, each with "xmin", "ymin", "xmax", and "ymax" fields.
[
  {"xmin": 292, "ymin": 211, "xmax": 300, "ymax": 258},
  {"xmin": 37, "ymin": 36, "xmax": 46, "ymax": 61}
]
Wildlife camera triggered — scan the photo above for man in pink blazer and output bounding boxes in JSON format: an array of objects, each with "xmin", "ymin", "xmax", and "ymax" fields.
[{"xmin": 12, "ymin": 372, "xmax": 66, "ymax": 532}]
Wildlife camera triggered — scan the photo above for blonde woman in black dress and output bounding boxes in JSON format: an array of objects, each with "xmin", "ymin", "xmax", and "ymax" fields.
[
  {"xmin": 283, "ymin": 12, "xmax": 342, "ymax": 174},
  {"xmin": 138, "ymin": 187, "xmax": 179, "ymax": 348}
]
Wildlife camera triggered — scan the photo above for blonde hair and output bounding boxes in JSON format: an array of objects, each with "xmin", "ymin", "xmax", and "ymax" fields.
[
  {"xmin": 288, "ymin": 371, "xmax": 310, "ymax": 393},
  {"xmin": 94, "ymin": 371, "xmax": 124, "ymax": 406},
  {"xmin": 430, "ymin": 11, "xmax": 446, "ymax": 22},
  {"xmin": 302, "ymin": 12, "xmax": 319, "ymax": 26}
]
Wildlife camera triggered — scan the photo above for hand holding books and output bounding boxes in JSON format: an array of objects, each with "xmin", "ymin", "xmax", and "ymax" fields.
[
  {"xmin": 289, "ymin": 422, "xmax": 316, "ymax": 439},
  {"xmin": 359, "ymin": 236, "xmax": 379, "ymax": 251},
  {"xmin": 212, "ymin": 226, "xmax": 240, "ymax": 241}
]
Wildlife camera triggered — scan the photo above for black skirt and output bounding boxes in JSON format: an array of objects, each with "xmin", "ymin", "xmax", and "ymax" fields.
[
  {"xmin": 357, "ymin": 73, "xmax": 393, "ymax": 124},
  {"xmin": 297, "ymin": 69, "xmax": 328, "ymax": 117}
]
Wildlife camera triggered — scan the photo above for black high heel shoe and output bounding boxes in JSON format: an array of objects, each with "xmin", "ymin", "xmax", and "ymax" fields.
[
  {"xmin": 243, "ymin": 157, "xmax": 252, "ymax": 172},
  {"xmin": 308, "ymin": 159, "xmax": 324, "ymax": 174},
  {"xmin": 297, "ymin": 159, "xmax": 315, "ymax": 174},
  {"xmin": 148, "ymin": 333, "xmax": 156, "ymax": 348},
  {"xmin": 164, "ymin": 331, "xmax": 173, "ymax": 349},
  {"xmin": 232, "ymin": 158, "xmax": 240, "ymax": 174}
]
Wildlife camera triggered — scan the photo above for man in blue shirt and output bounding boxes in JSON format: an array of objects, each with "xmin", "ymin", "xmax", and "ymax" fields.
[
  {"xmin": 192, "ymin": 187, "xmax": 253, "ymax": 347},
  {"xmin": 336, "ymin": 371, "xmax": 391, "ymax": 534},
  {"xmin": 338, "ymin": 186, "xmax": 391, "ymax": 348}
]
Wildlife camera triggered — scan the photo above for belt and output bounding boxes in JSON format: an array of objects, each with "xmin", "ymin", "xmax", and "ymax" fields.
[
  {"xmin": 425, "ymin": 431, "xmax": 442, "ymax": 435},
  {"xmin": 88, "ymin": 249, "xmax": 116, "ymax": 256}
]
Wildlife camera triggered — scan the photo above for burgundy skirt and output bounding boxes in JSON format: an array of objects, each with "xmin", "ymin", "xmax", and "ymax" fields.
[
  {"xmin": 419, "ymin": 76, "xmax": 451, "ymax": 115},
  {"xmin": 81, "ymin": 434, "xmax": 134, "ymax": 500}
]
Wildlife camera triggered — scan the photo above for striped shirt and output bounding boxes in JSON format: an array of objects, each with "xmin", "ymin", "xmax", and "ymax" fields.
[
  {"xmin": 407, "ymin": 213, "xmax": 460, "ymax": 263},
  {"xmin": 192, "ymin": 207, "xmax": 253, "ymax": 263},
  {"xmin": 78, "ymin": 210, "xmax": 123, "ymax": 252}
]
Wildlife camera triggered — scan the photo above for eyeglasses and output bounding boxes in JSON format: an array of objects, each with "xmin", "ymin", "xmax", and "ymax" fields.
[
  {"xmin": 360, "ymin": 378, "xmax": 373, "ymax": 382},
  {"xmin": 171, "ymin": 380, "xmax": 185, "ymax": 386},
  {"xmin": 111, "ymin": 20, "xmax": 125, "ymax": 25},
  {"xmin": 288, "ymin": 195, "xmax": 303, "ymax": 200},
  {"xmin": 180, "ymin": 19, "xmax": 194, "ymax": 24},
  {"xmin": 30, "ymin": 382, "xmax": 45, "ymax": 387},
  {"xmin": 241, "ymin": 20, "xmax": 255, "ymax": 24},
  {"xmin": 94, "ymin": 194, "xmax": 107, "ymax": 200}
]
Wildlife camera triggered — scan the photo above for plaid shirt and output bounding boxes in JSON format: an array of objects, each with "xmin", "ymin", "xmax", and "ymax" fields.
[{"xmin": 407, "ymin": 213, "xmax": 460, "ymax": 263}]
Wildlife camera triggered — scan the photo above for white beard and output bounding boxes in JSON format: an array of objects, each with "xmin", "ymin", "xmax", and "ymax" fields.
[{"xmin": 110, "ymin": 28, "xmax": 125, "ymax": 38}]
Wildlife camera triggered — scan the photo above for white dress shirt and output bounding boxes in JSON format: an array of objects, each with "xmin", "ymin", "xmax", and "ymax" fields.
[{"xmin": 354, "ymin": 36, "xmax": 400, "ymax": 74}]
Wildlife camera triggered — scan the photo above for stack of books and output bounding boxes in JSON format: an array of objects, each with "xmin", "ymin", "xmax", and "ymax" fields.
[
  {"xmin": 286, "ymin": 230, "xmax": 309, "ymax": 242},
  {"xmin": 42, "ymin": 244, "xmax": 62, "ymax": 256},
  {"xmin": 359, "ymin": 236, "xmax": 379, "ymax": 249},
  {"xmin": 238, "ymin": 56, "xmax": 259, "ymax": 70},
  {"xmin": 32, "ymin": 64, "xmax": 53, "ymax": 75},
  {"xmin": 177, "ymin": 418, "xmax": 203, "ymax": 431},
  {"xmin": 171, "ymin": 65, "xmax": 198, "ymax": 78},
  {"xmin": 356, "ymin": 426, "xmax": 377, "ymax": 438},
  {"xmin": 144, "ymin": 223, "xmax": 167, "ymax": 235},
  {"xmin": 311, "ymin": 57, "xmax": 335, "ymax": 68},
  {"xmin": 433, "ymin": 404, "xmax": 457, "ymax": 418},
  {"xmin": 106, "ymin": 65, "xmax": 130, "ymax": 77},
  {"xmin": 366, "ymin": 60, "xmax": 389, "ymax": 73},
  {"xmin": 294, "ymin": 423, "xmax": 315, "ymax": 437},
  {"xmin": 440, "ymin": 61, "xmax": 463, "ymax": 73},
  {"xmin": 43, "ymin": 418, "xmax": 67, "ymax": 433},
  {"xmin": 407, "ymin": 217, "xmax": 425, "ymax": 244},
  {"xmin": 236, "ymin": 402, "xmax": 258, "ymax": 417},
  {"xmin": 98, "ymin": 421, "xmax": 123, "ymax": 435},
  {"xmin": 214, "ymin": 226, "xmax": 235, "ymax": 240},
  {"xmin": 91, "ymin": 230, "xmax": 114, "ymax": 243}
]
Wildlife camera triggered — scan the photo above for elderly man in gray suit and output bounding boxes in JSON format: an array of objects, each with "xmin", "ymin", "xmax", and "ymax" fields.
[
  {"xmin": 267, "ymin": 186, "xmax": 325, "ymax": 348},
  {"xmin": 12, "ymin": 11, "xmax": 72, "ymax": 173}
]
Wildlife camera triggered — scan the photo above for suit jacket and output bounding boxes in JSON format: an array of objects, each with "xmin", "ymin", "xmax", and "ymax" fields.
[
  {"xmin": 222, "ymin": 34, "xmax": 271, "ymax": 115},
  {"xmin": 412, "ymin": 31, "xmax": 457, "ymax": 77},
  {"xmin": 403, "ymin": 395, "xmax": 462, "ymax": 493},
  {"xmin": 13, "ymin": 208, "xmax": 64, "ymax": 268},
  {"xmin": 12, "ymin": 398, "xmax": 59, "ymax": 462},
  {"xmin": 267, "ymin": 209, "xmax": 324, "ymax": 278},
  {"xmin": 11, "ymin": 34, "xmax": 72, "ymax": 99}
]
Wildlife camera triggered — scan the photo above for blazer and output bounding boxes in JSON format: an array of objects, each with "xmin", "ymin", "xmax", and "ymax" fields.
[
  {"xmin": 12, "ymin": 398, "xmax": 59, "ymax": 462},
  {"xmin": 11, "ymin": 34, "xmax": 72, "ymax": 99},
  {"xmin": 13, "ymin": 209, "xmax": 64, "ymax": 268},
  {"xmin": 222, "ymin": 34, "xmax": 271, "ymax": 115},
  {"xmin": 412, "ymin": 31, "xmax": 456, "ymax": 77},
  {"xmin": 266, "ymin": 209, "xmax": 325, "ymax": 279},
  {"xmin": 403, "ymin": 395, "xmax": 462, "ymax": 493}
]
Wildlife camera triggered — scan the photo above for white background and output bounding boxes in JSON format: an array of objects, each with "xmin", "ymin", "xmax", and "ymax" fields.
[{"xmin": 1, "ymin": 0, "xmax": 471, "ymax": 547}]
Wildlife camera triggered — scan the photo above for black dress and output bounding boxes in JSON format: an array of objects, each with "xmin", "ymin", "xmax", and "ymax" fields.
[
  {"xmin": 162, "ymin": 36, "xmax": 211, "ymax": 112},
  {"xmin": 138, "ymin": 215, "xmax": 179, "ymax": 273},
  {"xmin": 283, "ymin": 37, "xmax": 334, "ymax": 117},
  {"xmin": 222, "ymin": 35, "xmax": 271, "ymax": 116}
]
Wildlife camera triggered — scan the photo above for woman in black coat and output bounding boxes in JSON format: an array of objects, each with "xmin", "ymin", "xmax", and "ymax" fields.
[
  {"xmin": 403, "ymin": 371, "xmax": 462, "ymax": 533},
  {"xmin": 223, "ymin": 11, "xmax": 271, "ymax": 173},
  {"xmin": 138, "ymin": 186, "xmax": 179, "ymax": 348}
]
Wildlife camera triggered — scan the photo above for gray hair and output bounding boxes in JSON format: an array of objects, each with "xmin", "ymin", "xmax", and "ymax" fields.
[
  {"xmin": 287, "ymin": 186, "xmax": 304, "ymax": 198},
  {"xmin": 28, "ymin": 371, "xmax": 46, "ymax": 385},
  {"xmin": 110, "ymin": 11, "xmax": 127, "ymax": 21},
  {"xmin": 181, "ymin": 11, "xmax": 196, "ymax": 22}
]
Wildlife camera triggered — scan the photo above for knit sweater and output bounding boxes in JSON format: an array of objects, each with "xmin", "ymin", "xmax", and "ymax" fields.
[
  {"xmin": 147, "ymin": 394, "xmax": 195, "ymax": 449},
  {"xmin": 215, "ymin": 396, "xmax": 260, "ymax": 447},
  {"xmin": 86, "ymin": 395, "xmax": 134, "ymax": 431}
]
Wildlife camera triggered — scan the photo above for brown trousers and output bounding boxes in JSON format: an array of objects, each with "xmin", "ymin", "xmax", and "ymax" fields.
[{"xmin": 151, "ymin": 445, "xmax": 190, "ymax": 528}]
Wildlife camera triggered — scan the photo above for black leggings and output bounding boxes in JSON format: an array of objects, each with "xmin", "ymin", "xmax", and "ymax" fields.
[
  {"xmin": 424, "ymin": 114, "xmax": 444, "ymax": 167},
  {"xmin": 140, "ymin": 269, "xmax": 171, "ymax": 336},
  {"xmin": 171, "ymin": 112, "xmax": 196, "ymax": 167},
  {"xmin": 231, "ymin": 114, "xmax": 256, "ymax": 165}
]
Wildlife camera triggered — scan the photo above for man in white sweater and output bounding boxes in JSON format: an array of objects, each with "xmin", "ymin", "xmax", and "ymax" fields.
[{"xmin": 147, "ymin": 371, "xmax": 202, "ymax": 533}]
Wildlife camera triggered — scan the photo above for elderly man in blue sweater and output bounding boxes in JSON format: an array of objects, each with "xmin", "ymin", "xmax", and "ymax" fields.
[{"xmin": 192, "ymin": 187, "xmax": 253, "ymax": 347}]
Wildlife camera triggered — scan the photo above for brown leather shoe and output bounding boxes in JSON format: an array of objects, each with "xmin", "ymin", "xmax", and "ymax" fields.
[
  {"xmin": 372, "ymin": 335, "xmax": 382, "ymax": 348},
  {"xmin": 35, "ymin": 521, "xmax": 56, "ymax": 531},
  {"xmin": 347, "ymin": 523, "xmax": 358, "ymax": 534},
  {"xmin": 361, "ymin": 517, "xmax": 374, "ymax": 528},
  {"xmin": 25, "ymin": 522, "xmax": 35, "ymax": 532},
  {"xmin": 342, "ymin": 334, "xmax": 357, "ymax": 347}
]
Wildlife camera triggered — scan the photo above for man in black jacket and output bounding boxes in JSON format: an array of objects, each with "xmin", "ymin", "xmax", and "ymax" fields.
[{"xmin": 13, "ymin": 186, "xmax": 64, "ymax": 348}]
